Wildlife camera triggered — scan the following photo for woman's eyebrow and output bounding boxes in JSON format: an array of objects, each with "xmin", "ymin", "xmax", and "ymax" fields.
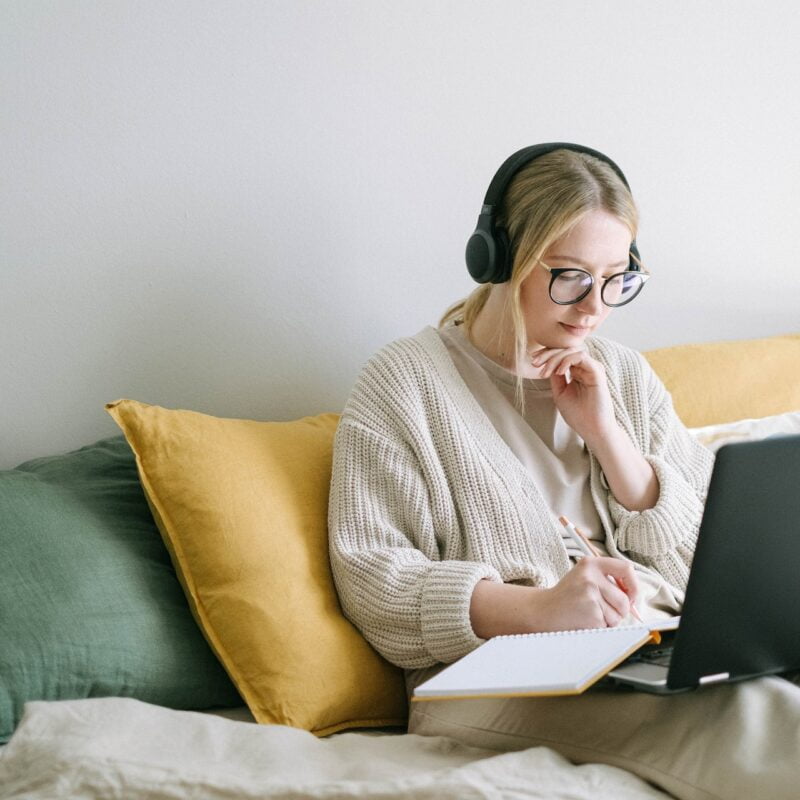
[{"xmin": 547, "ymin": 254, "xmax": 630, "ymax": 270}]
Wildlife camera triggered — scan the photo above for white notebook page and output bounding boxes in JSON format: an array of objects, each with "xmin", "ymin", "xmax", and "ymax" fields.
[{"xmin": 414, "ymin": 625, "xmax": 655, "ymax": 699}]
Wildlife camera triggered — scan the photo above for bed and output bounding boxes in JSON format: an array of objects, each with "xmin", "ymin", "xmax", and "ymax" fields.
[{"xmin": 1, "ymin": 332, "xmax": 799, "ymax": 799}]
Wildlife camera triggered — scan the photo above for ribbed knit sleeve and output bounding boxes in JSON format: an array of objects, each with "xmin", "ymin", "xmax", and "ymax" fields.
[
  {"xmin": 328, "ymin": 418, "xmax": 501, "ymax": 669},
  {"xmin": 593, "ymin": 341, "xmax": 714, "ymax": 591}
]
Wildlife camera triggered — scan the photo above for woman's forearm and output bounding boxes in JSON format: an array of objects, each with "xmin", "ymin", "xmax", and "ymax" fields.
[
  {"xmin": 469, "ymin": 579, "xmax": 546, "ymax": 639},
  {"xmin": 586, "ymin": 423, "xmax": 660, "ymax": 511}
]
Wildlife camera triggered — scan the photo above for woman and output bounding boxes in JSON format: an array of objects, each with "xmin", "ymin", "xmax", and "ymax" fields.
[{"xmin": 328, "ymin": 144, "xmax": 800, "ymax": 800}]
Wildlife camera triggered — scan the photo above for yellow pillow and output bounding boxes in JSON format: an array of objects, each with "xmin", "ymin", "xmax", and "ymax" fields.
[
  {"xmin": 106, "ymin": 399, "xmax": 407, "ymax": 736},
  {"xmin": 644, "ymin": 333, "xmax": 800, "ymax": 428}
]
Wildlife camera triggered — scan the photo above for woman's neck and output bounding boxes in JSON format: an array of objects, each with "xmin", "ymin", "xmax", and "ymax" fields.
[{"xmin": 467, "ymin": 288, "xmax": 546, "ymax": 379}]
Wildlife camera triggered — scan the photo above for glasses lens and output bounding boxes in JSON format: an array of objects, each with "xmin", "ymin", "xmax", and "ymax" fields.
[
  {"xmin": 550, "ymin": 270, "xmax": 593, "ymax": 304},
  {"xmin": 603, "ymin": 272, "xmax": 645, "ymax": 307}
]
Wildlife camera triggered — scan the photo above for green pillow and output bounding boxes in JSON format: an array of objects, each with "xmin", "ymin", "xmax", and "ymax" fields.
[{"xmin": 0, "ymin": 436, "xmax": 241, "ymax": 742}]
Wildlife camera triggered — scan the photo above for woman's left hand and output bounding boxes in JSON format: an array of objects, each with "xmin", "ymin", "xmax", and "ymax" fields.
[
  {"xmin": 531, "ymin": 346, "xmax": 660, "ymax": 511},
  {"xmin": 531, "ymin": 347, "xmax": 616, "ymax": 447}
]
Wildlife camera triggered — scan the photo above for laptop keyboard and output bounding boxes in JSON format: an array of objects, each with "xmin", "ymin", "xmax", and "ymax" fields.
[{"xmin": 636, "ymin": 646, "xmax": 674, "ymax": 667}]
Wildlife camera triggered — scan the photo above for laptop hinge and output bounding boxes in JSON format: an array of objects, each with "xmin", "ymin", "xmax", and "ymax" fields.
[{"xmin": 699, "ymin": 672, "xmax": 730, "ymax": 686}]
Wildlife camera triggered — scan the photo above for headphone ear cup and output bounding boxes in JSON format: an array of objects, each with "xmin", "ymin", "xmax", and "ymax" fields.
[
  {"xmin": 466, "ymin": 214, "xmax": 500, "ymax": 283},
  {"xmin": 465, "ymin": 215, "xmax": 513, "ymax": 284},
  {"xmin": 466, "ymin": 214, "xmax": 511, "ymax": 283},
  {"xmin": 465, "ymin": 230, "xmax": 494, "ymax": 283}
]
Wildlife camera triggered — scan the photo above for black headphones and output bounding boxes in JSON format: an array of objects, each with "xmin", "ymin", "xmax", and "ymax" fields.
[{"xmin": 465, "ymin": 142, "xmax": 641, "ymax": 284}]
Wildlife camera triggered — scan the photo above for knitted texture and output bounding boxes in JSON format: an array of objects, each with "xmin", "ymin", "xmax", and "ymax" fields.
[{"xmin": 328, "ymin": 327, "xmax": 714, "ymax": 669}]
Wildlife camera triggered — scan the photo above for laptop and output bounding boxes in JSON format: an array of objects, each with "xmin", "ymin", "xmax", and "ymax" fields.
[{"xmin": 607, "ymin": 433, "xmax": 800, "ymax": 694}]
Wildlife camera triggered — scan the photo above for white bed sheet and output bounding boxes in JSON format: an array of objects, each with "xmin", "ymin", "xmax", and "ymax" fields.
[{"xmin": 0, "ymin": 697, "xmax": 670, "ymax": 799}]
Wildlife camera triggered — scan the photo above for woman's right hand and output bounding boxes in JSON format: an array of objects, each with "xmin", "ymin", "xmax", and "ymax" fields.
[
  {"xmin": 470, "ymin": 559, "xmax": 639, "ymax": 639},
  {"xmin": 530, "ymin": 557, "xmax": 639, "ymax": 631}
]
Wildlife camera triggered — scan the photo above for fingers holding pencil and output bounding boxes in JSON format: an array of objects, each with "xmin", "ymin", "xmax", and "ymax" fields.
[{"xmin": 558, "ymin": 515, "xmax": 643, "ymax": 623}]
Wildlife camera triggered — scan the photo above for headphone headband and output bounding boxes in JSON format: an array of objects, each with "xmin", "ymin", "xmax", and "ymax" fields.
[{"xmin": 466, "ymin": 142, "xmax": 639, "ymax": 284}]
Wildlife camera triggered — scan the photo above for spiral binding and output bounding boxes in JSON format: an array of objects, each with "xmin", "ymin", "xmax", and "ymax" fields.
[{"xmin": 495, "ymin": 623, "xmax": 649, "ymax": 641}]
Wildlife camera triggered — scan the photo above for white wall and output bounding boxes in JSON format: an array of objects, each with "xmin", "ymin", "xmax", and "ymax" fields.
[{"xmin": 2, "ymin": 1, "xmax": 799, "ymax": 468}]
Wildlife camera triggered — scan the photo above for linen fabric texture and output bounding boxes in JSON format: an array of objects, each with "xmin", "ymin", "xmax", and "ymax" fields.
[
  {"xmin": 0, "ymin": 696, "xmax": 671, "ymax": 800},
  {"xmin": 106, "ymin": 399, "xmax": 408, "ymax": 736},
  {"xmin": 689, "ymin": 409, "xmax": 800, "ymax": 452},
  {"xmin": 0, "ymin": 436, "xmax": 241, "ymax": 743},
  {"xmin": 408, "ymin": 670, "xmax": 800, "ymax": 800},
  {"xmin": 327, "ymin": 327, "xmax": 715, "ymax": 672}
]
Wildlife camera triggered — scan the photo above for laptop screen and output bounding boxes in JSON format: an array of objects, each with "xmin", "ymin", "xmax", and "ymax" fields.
[{"xmin": 666, "ymin": 434, "xmax": 800, "ymax": 689}]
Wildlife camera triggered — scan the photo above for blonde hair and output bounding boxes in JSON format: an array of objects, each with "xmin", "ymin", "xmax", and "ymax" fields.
[{"xmin": 439, "ymin": 148, "xmax": 639, "ymax": 409}]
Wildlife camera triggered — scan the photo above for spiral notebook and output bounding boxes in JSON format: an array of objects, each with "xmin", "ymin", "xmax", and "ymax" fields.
[{"xmin": 412, "ymin": 623, "xmax": 670, "ymax": 700}]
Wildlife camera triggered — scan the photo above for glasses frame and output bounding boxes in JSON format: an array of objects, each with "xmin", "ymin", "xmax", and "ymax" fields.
[{"xmin": 536, "ymin": 257, "xmax": 651, "ymax": 308}]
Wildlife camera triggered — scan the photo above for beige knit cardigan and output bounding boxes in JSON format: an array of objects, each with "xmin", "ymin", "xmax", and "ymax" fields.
[{"xmin": 328, "ymin": 327, "xmax": 714, "ymax": 669}]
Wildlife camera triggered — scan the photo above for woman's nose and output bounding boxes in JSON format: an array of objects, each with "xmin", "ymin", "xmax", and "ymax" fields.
[{"xmin": 576, "ymin": 281, "xmax": 604, "ymax": 314}]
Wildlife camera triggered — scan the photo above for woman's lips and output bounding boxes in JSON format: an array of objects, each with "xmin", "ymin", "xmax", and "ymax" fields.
[{"xmin": 560, "ymin": 322, "xmax": 592, "ymax": 336}]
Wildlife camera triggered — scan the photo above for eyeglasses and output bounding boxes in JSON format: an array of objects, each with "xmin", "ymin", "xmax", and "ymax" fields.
[{"xmin": 536, "ymin": 259, "xmax": 651, "ymax": 307}]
